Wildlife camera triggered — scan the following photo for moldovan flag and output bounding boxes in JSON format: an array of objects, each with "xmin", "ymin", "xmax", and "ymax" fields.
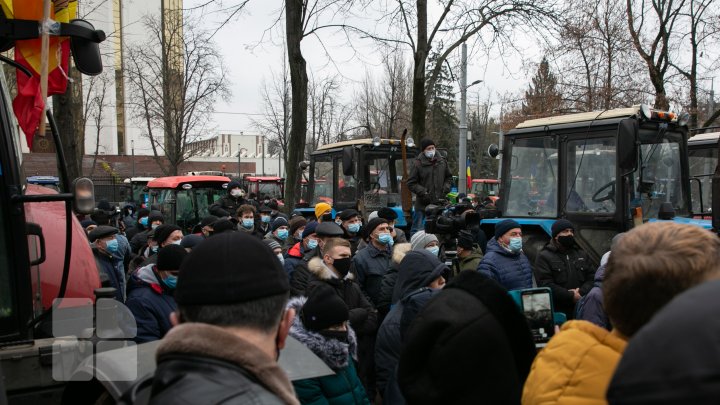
[
  {"xmin": 2, "ymin": 0, "xmax": 76, "ymax": 148},
  {"xmin": 466, "ymin": 156, "xmax": 472, "ymax": 190}
]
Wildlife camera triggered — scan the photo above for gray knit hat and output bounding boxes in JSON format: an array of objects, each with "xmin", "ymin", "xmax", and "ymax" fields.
[{"xmin": 410, "ymin": 231, "xmax": 439, "ymax": 251}]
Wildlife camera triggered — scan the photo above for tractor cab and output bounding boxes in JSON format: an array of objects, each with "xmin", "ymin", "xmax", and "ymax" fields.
[
  {"xmin": 122, "ymin": 176, "xmax": 155, "ymax": 209},
  {"xmin": 300, "ymin": 138, "xmax": 418, "ymax": 226},
  {"xmin": 242, "ymin": 175, "xmax": 285, "ymax": 205},
  {"xmin": 687, "ymin": 131, "xmax": 719, "ymax": 218},
  {"xmin": 486, "ymin": 105, "xmax": 708, "ymax": 266},
  {"xmin": 147, "ymin": 176, "xmax": 229, "ymax": 233}
]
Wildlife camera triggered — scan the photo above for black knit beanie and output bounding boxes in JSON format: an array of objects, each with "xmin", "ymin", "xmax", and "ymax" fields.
[
  {"xmin": 301, "ymin": 284, "xmax": 349, "ymax": 332},
  {"xmin": 157, "ymin": 244, "xmax": 188, "ymax": 271}
]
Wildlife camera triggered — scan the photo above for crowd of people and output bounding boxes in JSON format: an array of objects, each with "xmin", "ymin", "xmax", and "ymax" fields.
[{"xmin": 81, "ymin": 138, "xmax": 720, "ymax": 404}]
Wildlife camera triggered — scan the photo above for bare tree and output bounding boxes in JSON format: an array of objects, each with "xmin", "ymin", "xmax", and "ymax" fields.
[
  {"xmin": 626, "ymin": 0, "xmax": 686, "ymax": 111},
  {"xmin": 52, "ymin": 64, "xmax": 85, "ymax": 180},
  {"xmin": 552, "ymin": 0, "xmax": 649, "ymax": 112},
  {"xmin": 253, "ymin": 58, "xmax": 292, "ymax": 174},
  {"xmin": 669, "ymin": 0, "xmax": 719, "ymax": 128},
  {"xmin": 374, "ymin": 0, "xmax": 558, "ymax": 139},
  {"xmin": 85, "ymin": 71, "xmax": 112, "ymax": 177},
  {"xmin": 125, "ymin": 12, "xmax": 230, "ymax": 175}
]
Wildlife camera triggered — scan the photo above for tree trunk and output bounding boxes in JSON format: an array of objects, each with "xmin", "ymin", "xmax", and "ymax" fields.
[
  {"xmin": 52, "ymin": 64, "xmax": 84, "ymax": 182},
  {"xmin": 411, "ymin": 0, "xmax": 428, "ymax": 140},
  {"xmin": 285, "ymin": 0, "xmax": 308, "ymax": 211}
]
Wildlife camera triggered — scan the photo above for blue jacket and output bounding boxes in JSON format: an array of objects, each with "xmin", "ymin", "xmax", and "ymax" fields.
[
  {"xmin": 125, "ymin": 264, "xmax": 177, "ymax": 343},
  {"xmin": 477, "ymin": 237, "xmax": 533, "ymax": 290},
  {"xmin": 352, "ymin": 243, "xmax": 392, "ymax": 305},
  {"xmin": 576, "ymin": 262, "xmax": 610, "ymax": 330},
  {"xmin": 93, "ymin": 247, "xmax": 126, "ymax": 302}
]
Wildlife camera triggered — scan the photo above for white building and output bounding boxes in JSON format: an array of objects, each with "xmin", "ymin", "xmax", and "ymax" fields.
[{"xmin": 186, "ymin": 132, "xmax": 283, "ymax": 177}]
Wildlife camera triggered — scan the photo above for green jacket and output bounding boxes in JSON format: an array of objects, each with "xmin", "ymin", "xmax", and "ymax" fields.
[
  {"xmin": 454, "ymin": 246, "xmax": 484, "ymax": 276},
  {"xmin": 293, "ymin": 358, "xmax": 370, "ymax": 405}
]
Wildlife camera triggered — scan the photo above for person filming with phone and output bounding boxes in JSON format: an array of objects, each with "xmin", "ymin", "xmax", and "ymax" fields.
[{"xmin": 533, "ymin": 219, "xmax": 595, "ymax": 319}]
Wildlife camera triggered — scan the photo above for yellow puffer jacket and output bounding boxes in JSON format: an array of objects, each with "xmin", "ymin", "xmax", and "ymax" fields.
[{"xmin": 522, "ymin": 320, "xmax": 627, "ymax": 405}]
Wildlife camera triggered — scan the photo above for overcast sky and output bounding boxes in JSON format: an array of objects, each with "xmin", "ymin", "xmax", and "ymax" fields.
[{"xmin": 184, "ymin": 0, "xmax": 542, "ymax": 136}]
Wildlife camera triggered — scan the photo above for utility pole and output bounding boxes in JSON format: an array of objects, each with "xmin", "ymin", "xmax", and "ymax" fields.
[{"xmin": 459, "ymin": 43, "xmax": 468, "ymax": 194}]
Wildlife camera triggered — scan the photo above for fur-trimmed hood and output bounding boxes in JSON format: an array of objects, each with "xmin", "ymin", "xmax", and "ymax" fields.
[
  {"xmin": 287, "ymin": 296, "xmax": 358, "ymax": 370},
  {"xmin": 392, "ymin": 243, "xmax": 411, "ymax": 265},
  {"xmin": 307, "ymin": 257, "xmax": 354, "ymax": 281}
]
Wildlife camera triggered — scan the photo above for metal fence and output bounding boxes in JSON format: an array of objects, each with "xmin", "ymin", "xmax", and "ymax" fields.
[{"xmin": 90, "ymin": 176, "xmax": 127, "ymax": 205}]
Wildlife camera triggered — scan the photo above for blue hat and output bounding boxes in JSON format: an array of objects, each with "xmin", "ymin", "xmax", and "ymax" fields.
[
  {"xmin": 494, "ymin": 219, "xmax": 521, "ymax": 239},
  {"xmin": 302, "ymin": 221, "xmax": 318, "ymax": 239}
]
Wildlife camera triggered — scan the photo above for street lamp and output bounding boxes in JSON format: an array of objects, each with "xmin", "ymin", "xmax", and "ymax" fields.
[
  {"xmin": 458, "ymin": 42, "xmax": 483, "ymax": 194},
  {"xmin": 131, "ymin": 140, "xmax": 135, "ymax": 177}
]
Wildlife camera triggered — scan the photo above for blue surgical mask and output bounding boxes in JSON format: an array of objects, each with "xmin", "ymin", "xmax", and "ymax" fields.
[
  {"xmin": 140, "ymin": 217, "xmax": 148, "ymax": 227},
  {"xmin": 427, "ymin": 246, "xmax": 440, "ymax": 256},
  {"xmin": 163, "ymin": 275, "xmax": 177, "ymax": 289},
  {"xmin": 425, "ymin": 150, "xmax": 435, "ymax": 159},
  {"xmin": 151, "ymin": 246, "xmax": 159, "ymax": 254},
  {"xmin": 378, "ymin": 233, "xmax": 393, "ymax": 245},
  {"xmin": 261, "ymin": 215, "xmax": 271, "ymax": 223},
  {"xmin": 151, "ymin": 223, "xmax": 159, "ymax": 230},
  {"xmin": 277, "ymin": 229, "xmax": 289, "ymax": 240},
  {"xmin": 105, "ymin": 238, "xmax": 119, "ymax": 254},
  {"xmin": 307, "ymin": 239, "xmax": 318, "ymax": 250},
  {"xmin": 509, "ymin": 237, "xmax": 523, "ymax": 253},
  {"xmin": 242, "ymin": 218, "xmax": 254, "ymax": 229},
  {"xmin": 348, "ymin": 223, "xmax": 361, "ymax": 233}
]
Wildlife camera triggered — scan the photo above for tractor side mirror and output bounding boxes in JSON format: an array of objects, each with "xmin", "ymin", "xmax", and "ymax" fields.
[
  {"xmin": 488, "ymin": 144, "xmax": 500, "ymax": 158},
  {"xmin": 617, "ymin": 119, "xmax": 638, "ymax": 173},
  {"xmin": 68, "ymin": 19, "xmax": 105, "ymax": 76},
  {"xmin": 342, "ymin": 146, "xmax": 355, "ymax": 176}
]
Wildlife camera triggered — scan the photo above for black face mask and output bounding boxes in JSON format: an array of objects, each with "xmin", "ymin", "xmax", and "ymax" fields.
[
  {"xmin": 319, "ymin": 330, "xmax": 349, "ymax": 344},
  {"xmin": 558, "ymin": 235, "xmax": 575, "ymax": 248},
  {"xmin": 332, "ymin": 257, "xmax": 352, "ymax": 277}
]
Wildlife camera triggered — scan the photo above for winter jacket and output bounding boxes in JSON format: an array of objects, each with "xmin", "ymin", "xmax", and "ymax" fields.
[
  {"xmin": 130, "ymin": 229, "xmax": 152, "ymax": 254},
  {"xmin": 237, "ymin": 221, "xmax": 264, "ymax": 239},
  {"xmin": 125, "ymin": 222, "xmax": 145, "ymax": 242},
  {"xmin": 376, "ymin": 250, "xmax": 449, "ymax": 399},
  {"xmin": 522, "ymin": 320, "xmax": 627, "ymax": 405},
  {"xmin": 534, "ymin": 241, "xmax": 596, "ymax": 319},
  {"xmin": 607, "ymin": 279, "xmax": 720, "ymax": 404},
  {"xmin": 351, "ymin": 243, "xmax": 392, "ymax": 305},
  {"xmin": 92, "ymin": 247, "xmax": 125, "ymax": 302},
  {"xmin": 119, "ymin": 323, "xmax": 299, "ymax": 405},
  {"xmin": 265, "ymin": 232, "xmax": 291, "ymax": 254},
  {"xmin": 376, "ymin": 244, "xmax": 411, "ymax": 319},
  {"xmin": 406, "ymin": 152, "xmax": 453, "ymax": 210},
  {"xmin": 398, "ymin": 271, "xmax": 537, "ymax": 404},
  {"xmin": 287, "ymin": 297, "xmax": 370, "ymax": 405},
  {"xmin": 453, "ymin": 246, "xmax": 484, "ymax": 276},
  {"xmin": 576, "ymin": 259, "xmax": 610, "ymax": 330},
  {"xmin": 208, "ymin": 195, "xmax": 256, "ymax": 218},
  {"xmin": 306, "ymin": 258, "xmax": 378, "ymax": 337},
  {"xmin": 125, "ymin": 264, "xmax": 177, "ymax": 343},
  {"xmin": 477, "ymin": 237, "xmax": 533, "ymax": 291},
  {"xmin": 288, "ymin": 244, "xmax": 321, "ymax": 296}
]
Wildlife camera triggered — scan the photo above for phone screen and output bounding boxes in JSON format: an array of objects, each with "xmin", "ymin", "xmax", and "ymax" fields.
[{"xmin": 521, "ymin": 290, "xmax": 554, "ymax": 344}]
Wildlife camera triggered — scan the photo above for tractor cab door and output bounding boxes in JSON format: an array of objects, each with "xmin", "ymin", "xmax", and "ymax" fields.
[
  {"xmin": 560, "ymin": 131, "xmax": 620, "ymax": 264},
  {"xmin": 334, "ymin": 153, "xmax": 358, "ymax": 212}
]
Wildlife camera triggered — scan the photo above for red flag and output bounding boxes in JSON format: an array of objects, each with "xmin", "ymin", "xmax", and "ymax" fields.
[{"xmin": 10, "ymin": 0, "xmax": 73, "ymax": 148}]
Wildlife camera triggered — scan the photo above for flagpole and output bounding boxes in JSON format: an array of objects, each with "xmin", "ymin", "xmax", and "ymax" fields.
[{"xmin": 39, "ymin": 0, "xmax": 52, "ymax": 138}]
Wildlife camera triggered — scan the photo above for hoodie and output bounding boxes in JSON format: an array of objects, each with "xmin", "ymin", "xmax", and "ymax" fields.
[
  {"xmin": 125, "ymin": 264, "xmax": 177, "ymax": 343},
  {"xmin": 375, "ymin": 250, "xmax": 449, "ymax": 399},
  {"xmin": 377, "ymin": 243, "xmax": 412, "ymax": 318},
  {"xmin": 287, "ymin": 297, "xmax": 370, "ymax": 405},
  {"xmin": 607, "ymin": 279, "xmax": 720, "ymax": 404}
]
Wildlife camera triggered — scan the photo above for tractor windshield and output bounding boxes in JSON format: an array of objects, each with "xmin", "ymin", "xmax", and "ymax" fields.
[
  {"xmin": 505, "ymin": 136, "xmax": 559, "ymax": 217},
  {"xmin": 634, "ymin": 130, "xmax": 688, "ymax": 219}
]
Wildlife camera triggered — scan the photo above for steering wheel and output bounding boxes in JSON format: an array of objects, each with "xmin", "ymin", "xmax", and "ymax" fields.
[{"xmin": 592, "ymin": 180, "xmax": 615, "ymax": 203}]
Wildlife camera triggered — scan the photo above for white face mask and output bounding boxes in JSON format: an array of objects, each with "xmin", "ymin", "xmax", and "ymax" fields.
[
  {"xmin": 231, "ymin": 189, "xmax": 245, "ymax": 198},
  {"xmin": 425, "ymin": 149, "xmax": 435, "ymax": 159},
  {"xmin": 172, "ymin": 239, "xmax": 182, "ymax": 246}
]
